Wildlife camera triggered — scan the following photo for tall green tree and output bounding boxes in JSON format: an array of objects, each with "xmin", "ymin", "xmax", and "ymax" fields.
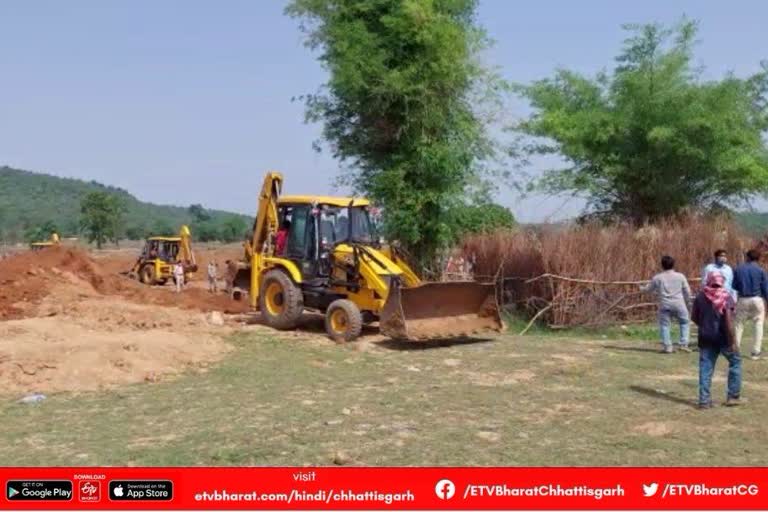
[
  {"xmin": 449, "ymin": 202, "xmax": 515, "ymax": 236},
  {"xmin": 220, "ymin": 216, "xmax": 248, "ymax": 243},
  {"xmin": 511, "ymin": 20, "xmax": 768, "ymax": 223},
  {"xmin": 192, "ymin": 221, "xmax": 220, "ymax": 242},
  {"xmin": 188, "ymin": 203, "xmax": 211, "ymax": 223},
  {"xmin": 287, "ymin": 0, "xmax": 501, "ymax": 267},
  {"xmin": 79, "ymin": 191, "xmax": 122, "ymax": 249},
  {"xmin": 24, "ymin": 220, "xmax": 59, "ymax": 243}
]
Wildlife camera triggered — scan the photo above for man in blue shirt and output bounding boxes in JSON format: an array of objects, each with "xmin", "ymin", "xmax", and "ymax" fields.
[
  {"xmin": 702, "ymin": 249, "xmax": 735, "ymax": 300},
  {"xmin": 732, "ymin": 249, "xmax": 768, "ymax": 360}
]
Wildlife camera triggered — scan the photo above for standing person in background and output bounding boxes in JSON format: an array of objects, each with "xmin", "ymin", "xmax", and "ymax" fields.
[
  {"xmin": 732, "ymin": 249, "xmax": 768, "ymax": 360},
  {"xmin": 692, "ymin": 272, "xmax": 742, "ymax": 408},
  {"xmin": 702, "ymin": 249, "xmax": 735, "ymax": 300},
  {"xmin": 640, "ymin": 255, "xmax": 693, "ymax": 354},
  {"xmin": 173, "ymin": 262, "xmax": 185, "ymax": 293},
  {"xmin": 207, "ymin": 260, "xmax": 218, "ymax": 293}
]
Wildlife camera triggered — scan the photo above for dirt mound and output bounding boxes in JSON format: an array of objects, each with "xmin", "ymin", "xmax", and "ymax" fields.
[
  {"xmin": 0, "ymin": 294, "xmax": 232, "ymax": 395},
  {"xmin": 0, "ymin": 246, "xmax": 248, "ymax": 320},
  {"xmin": 0, "ymin": 246, "xmax": 246, "ymax": 394},
  {"xmin": 0, "ymin": 246, "xmax": 105, "ymax": 320}
]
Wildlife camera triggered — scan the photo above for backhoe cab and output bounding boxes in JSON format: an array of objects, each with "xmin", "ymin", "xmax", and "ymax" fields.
[
  {"xmin": 228, "ymin": 171, "xmax": 503, "ymax": 342},
  {"xmin": 128, "ymin": 225, "xmax": 197, "ymax": 285}
]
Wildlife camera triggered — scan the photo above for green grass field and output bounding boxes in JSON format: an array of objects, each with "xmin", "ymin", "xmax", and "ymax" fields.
[{"xmin": 2, "ymin": 324, "xmax": 767, "ymax": 466}]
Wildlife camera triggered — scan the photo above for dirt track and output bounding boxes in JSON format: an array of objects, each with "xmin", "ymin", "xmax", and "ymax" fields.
[{"xmin": 0, "ymin": 245, "xmax": 249, "ymax": 394}]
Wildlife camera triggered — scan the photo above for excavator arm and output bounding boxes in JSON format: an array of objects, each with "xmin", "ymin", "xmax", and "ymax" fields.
[
  {"xmin": 229, "ymin": 171, "xmax": 293, "ymax": 307},
  {"xmin": 247, "ymin": 171, "xmax": 283, "ymax": 259},
  {"xmin": 179, "ymin": 225, "xmax": 196, "ymax": 269}
]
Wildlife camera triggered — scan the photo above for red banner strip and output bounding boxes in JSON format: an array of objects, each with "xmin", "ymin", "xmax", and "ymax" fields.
[{"xmin": 0, "ymin": 467, "xmax": 763, "ymax": 510}]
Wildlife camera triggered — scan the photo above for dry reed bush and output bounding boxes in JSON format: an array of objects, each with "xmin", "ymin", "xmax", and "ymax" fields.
[{"xmin": 462, "ymin": 215, "xmax": 753, "ymax": 327}]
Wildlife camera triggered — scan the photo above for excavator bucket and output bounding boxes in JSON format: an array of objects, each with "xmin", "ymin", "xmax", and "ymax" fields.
[{"xmin": 379, "ymin": 280, "xmax": 504, "ymax": 340}]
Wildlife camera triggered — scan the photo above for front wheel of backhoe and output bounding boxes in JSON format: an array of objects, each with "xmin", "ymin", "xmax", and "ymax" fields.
[
  {"xmin": 325, "ymin": 299, "xmax": 363, "ymax": 342},
  {"xmin": 139, "ymin": 265, "xmax": 155, "ymax": 285},
  {"xmin": 258, "ymin": 269, "xmax": 304, "ymax": 330}
]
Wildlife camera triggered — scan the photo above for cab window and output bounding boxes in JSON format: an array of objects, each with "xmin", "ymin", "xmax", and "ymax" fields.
[{"xmin": 282, "ymin": 205, "xmax": 311, "ymax": 258}]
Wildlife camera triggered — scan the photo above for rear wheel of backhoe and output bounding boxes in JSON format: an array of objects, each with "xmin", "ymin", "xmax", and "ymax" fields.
[
  {"xmin": 139, "ymin": 265, "xmax": 155, "ymax": 285},
  {"xmin": 259, "ymin": 269, "xmax": 303, "ymax": 329},
  {"xmin": 325, "ymin": 299, "xmax": 363, "ymax": 342}
]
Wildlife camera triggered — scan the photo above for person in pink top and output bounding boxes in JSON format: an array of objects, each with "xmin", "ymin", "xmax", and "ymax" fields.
[{"xmin": 275, "ymin": 220, "xmax": 290, "ymax": 255}]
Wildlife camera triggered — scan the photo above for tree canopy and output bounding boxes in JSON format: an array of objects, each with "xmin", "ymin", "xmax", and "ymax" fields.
[
  {"xmin": 24, "ymin": 220, "xmax": 59, "ymax": 244},
  {"xmin": 286, "ymin": 0, "xmax": 507, "ymax": 267},
  {"xmin": 512, "ymin": 20, "xmax": 768, "ymax": 224},
  {"xmin": 79, "ymin": 191, "xmax": 124, "ymax": 249}
]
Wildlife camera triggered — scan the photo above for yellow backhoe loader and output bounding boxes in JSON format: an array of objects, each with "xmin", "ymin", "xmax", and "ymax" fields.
[
  {"xmin": 30, "ymin": 232, "xmax": 60, "ymax": 251},
  {"xmin": 127, "ymin": 225, "xmax": 197, "ymax": 285},
  {"xmin": 227, "ymin": 171, "xmax": 503, "ymax": 341}
]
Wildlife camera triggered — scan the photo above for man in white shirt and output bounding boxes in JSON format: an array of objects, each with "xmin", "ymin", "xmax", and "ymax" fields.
[
  {"xmin": 702, "ymin": 249, "xmax": 735, "ymax": 300},
  {"xmin": 173, "ymin": 262, "xmax": 185, "ymax": 293},
  {"xmin": 207, "ymin": 261, "xmax": 218, "ymax": 293}
]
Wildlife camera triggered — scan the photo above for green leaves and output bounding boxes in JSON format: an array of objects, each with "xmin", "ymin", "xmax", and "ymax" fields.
[
  {"xmin": 287, "ymin": 0, "xmax": 501, "ymax": 268},
  {"xmin": 79, "ymin": 191, "xmax": 124, "ymax": 249},
  {"xmin": 513, "ymin": 19, "xmax": 768, "ymax": 223},
  {"xmin": 24, "ymin": 220, "xmax": 59, "ymax": 244}
]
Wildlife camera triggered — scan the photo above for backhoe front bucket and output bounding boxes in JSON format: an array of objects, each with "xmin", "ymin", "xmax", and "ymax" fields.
[{"xmin": 379, "ymin": 281, "xmax": 504, "ymax": 340}]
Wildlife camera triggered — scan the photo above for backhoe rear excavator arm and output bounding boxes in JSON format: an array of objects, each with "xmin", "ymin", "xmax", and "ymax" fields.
[
  {"xmin": 179, "ymin": 225, "xmax": 196, "ymax": 268},
  {"xmin": 247, "ymin": 172, "xmax": 283, "ymax": 259},
  {"xmin": 227, "ymin": 171, "xmax": 295, "ymax": 308}
]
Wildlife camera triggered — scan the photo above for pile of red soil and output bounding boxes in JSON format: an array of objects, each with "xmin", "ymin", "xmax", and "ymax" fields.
[
  {"xmin": 0, "ymin": 246, "xmax": 247, "ymax": 320},
  {"xmin": 0, "ymin": 247, "xmax": 101, "ymax": 319}
]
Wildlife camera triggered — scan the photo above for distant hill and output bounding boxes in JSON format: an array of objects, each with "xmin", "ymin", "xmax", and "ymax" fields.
[{"xmin": 0, "ymin": 166, "xmax": 252, "ymax": 243}]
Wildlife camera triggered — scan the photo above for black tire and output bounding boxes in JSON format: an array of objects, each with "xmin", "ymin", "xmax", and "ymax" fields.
[
  {"xmin": 140, "ymin": 265, "xmax": 155, "ymax": 285},
  {"xmin": 258, "ymin": 269, "xmax": 304, "ymax": 329},
  {"xmin": 325, "ymin": 299, "xmax": 363, "ymax": 342}
]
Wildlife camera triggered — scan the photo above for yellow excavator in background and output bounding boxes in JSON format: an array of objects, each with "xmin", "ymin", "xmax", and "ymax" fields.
[
  {"xmin": 29, "ymin": 232, "xmax": 60, "ymax": 251},
  {"xmin": 128, "ymin": 225, "xmax": 197, "ymax": 285},
  {"xmin": 227, "ymin": 171, "xmax": 503, "ymax": 341}
]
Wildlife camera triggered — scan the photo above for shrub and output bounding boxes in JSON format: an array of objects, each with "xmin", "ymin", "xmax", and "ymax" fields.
[{"xmin": 462, "ymin": 215, "xmax": 753, "ymax": 327}]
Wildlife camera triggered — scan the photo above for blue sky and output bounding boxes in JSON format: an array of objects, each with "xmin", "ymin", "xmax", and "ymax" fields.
[{"xmin": 1, "ymin": 1, "xmax": 766, "ymax": 222}]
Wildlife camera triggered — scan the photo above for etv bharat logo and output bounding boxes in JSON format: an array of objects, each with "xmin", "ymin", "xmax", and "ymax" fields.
[
  {"xmin": 79, "ymin": 481, "xmax": 101, "ymax": 503},
  {"xmin": 435, "ymin": 479, "xmax": 456, "ymax": 500}
]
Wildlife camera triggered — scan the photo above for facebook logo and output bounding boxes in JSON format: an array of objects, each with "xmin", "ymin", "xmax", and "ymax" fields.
[{"xmin": 435, "ymin": 479, "xmax": 456, "ymax": 500}]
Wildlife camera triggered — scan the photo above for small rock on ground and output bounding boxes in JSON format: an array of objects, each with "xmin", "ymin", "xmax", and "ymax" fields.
[
  {"xmin": 476, "ymin": 431, "xmax": 501, "ymax": 442},
  {"xmin": 208, "ymin": 311, "xmax": 225, "ymax": 326},
  {"xmin": 333, "ymin": 451, "xmax": 352, "ymax": 465}
]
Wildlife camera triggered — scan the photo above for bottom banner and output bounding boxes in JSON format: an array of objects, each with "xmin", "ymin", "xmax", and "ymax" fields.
[{"xmin": 0, "ymin": 467, "xmax": 763, "ymax": 510}]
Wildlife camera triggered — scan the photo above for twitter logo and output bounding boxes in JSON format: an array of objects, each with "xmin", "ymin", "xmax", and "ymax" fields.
[{"xmin": 643, "ymin": 483, "xmax": 659, "ymax": 497}]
